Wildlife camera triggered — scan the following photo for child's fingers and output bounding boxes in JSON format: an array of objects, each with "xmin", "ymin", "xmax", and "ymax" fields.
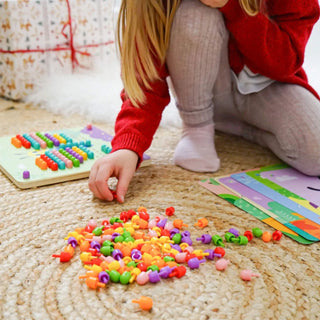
[
  {"xmin": 88, "ymin": 162, "xmax": 113, "ymax": 201},
  {"xmin": 116, "ymin": 166, "xmax": 135, "ymax": 203}
]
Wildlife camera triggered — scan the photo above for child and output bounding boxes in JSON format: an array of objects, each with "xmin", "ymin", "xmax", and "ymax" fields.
[{"xmin": 88, "ymin": 0, "xmax": 320, "ymax": 202}]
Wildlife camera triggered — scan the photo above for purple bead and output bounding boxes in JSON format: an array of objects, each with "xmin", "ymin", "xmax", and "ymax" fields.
[
  {"xmin": 204, "ymin": 249, "xmax": 221, "ymax": 260},
  {"xmin": 131, "ymin": 249, "xmax": 142, "ymax": 260},
  {"xmin": 148, "ymin": 271, "xmax": 161, "ymax": 283},
  {"xmin": 181, "ymin": 236, "xmax": 193, "ymax": 246},
  {"xmin": 228, "ymin": 228, "xmax": 240, "ymax": 237},
  {"xmin": 112, "ymin": 249, "xmax": 123, "ymax": 260},
  {"xmin": 181, "ymin": 230, "xmax": 191, "ymax": 238},
  {"xmin": 196, "ymin": 234, "xmax": 212, "ymax": 244},
  {"xmin": 23, "ymin": 171, "xmax": 30, "ymax": 179},
  {"xmin": 98, "ymin": 271, "xmax": 110, "ymax": 284},
  {"xmin": 159, "ymin": 266, "xmax": 172, "ymax": 279},
  {"xmin": 111, "ymin": 233, "xmax": 121, "ymax": 241},
  {"xmin": 170, "ymin": 244, "xmax": 182, "ymax": 252},
  {"xmin": 157, "ymin": 218, "xmax": 167, "ymax": 228},
  {"xmin": 67, "ymin": 236, "xmax": 78, "ymax": 248},
  {"xmin": 169, "ymin": 228, "xmax": 180, "ymax": 239},
  {"xmin": 188, "ymin": 258, "xmax": 200, "ymax": 269},
  {"xmin": 90, "ymin": 240, "xmax": 101, "ymax": 250}
]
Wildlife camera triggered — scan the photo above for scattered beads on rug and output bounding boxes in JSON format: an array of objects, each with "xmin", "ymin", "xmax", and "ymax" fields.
[{"xmin": 52, "ymin": 206, "xmax": 282, "ymax": 308}]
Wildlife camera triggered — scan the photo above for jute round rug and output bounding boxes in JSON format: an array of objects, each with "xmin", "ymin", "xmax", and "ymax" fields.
[{"xmin": 0, "ymin": 100, "xmax": 319, "ymax": 320}]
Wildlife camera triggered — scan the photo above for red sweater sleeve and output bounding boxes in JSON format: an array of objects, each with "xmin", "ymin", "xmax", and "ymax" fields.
[
  {"xmin": 111, "ymin": 64, "xmax": 170, "ymax": 167},
  {"xmin": 220, "ymin": 0, "xmax": 320, "ymax": 81}
]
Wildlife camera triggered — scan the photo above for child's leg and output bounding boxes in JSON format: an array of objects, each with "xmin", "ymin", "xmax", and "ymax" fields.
[
  {"xmin": 166, "ymin": 0, "xmax": 228, "ymax": 172},
  {"xmin": 236, "ymin": 83, "xmax": 320, "ymax": 176}
]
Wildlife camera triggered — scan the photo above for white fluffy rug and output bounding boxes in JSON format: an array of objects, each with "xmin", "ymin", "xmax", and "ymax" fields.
[{"xmin": 26, "ymin": 22, "xmax": 320, "ymax": 129}]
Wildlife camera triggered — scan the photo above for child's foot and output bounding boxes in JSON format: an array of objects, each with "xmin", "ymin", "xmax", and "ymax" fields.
[{"xmin": 173, "ymin": 123, "xmax": 220, "ymax": 172}]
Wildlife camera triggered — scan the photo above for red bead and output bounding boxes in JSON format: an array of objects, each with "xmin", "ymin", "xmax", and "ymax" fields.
[
  {"xmin": 244, "ymin": 230, "xmax": 253, "ymax": 241},
  {"xmin": 272, "ymin": 230, "xmax": 282, "ymax": 241},
  {"xmin": 214, "ymin": 247, "xmax": 225, "ymax": 257},
  {"xmin": 165, "ymin": 207, "xmax": 175, "ymax": 216},
  {"xmin": 85, "ymin": 224, "xmax": 94, "ymax": 233},
  {"xmin": 139, "ymin": 211, "xmax": 150, "ymax": 221},
  {"xmin": 137, "ymin": 262, "xmax": 148, "ymax": 272},
  {"xmin": 120, "ymin": 212, "xmax": 129, "ymax": 222},
  {"xmin": 161, "ymin": 229, "xmax": 170, "ymax": 237},
  {"xmin": 52, "ymin": 252, "xmax": 71, "ymax": 262}
]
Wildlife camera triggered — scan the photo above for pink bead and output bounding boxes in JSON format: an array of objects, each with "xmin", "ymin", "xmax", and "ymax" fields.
[
  {"xmin": 175, "ymin": 252, "xmax": 188, "ymax": 263},
  {"xmin": 92, "ymin": 236, "xmax": 102, "ymax": 243},
  {"xmin": 240, "ymin": 269, "xmax": 260, "ymax": 281},
  {"xmin": 215, "ymin": 258, "xmax": 230, "ymax": 271},
  {"xmin": 136, "ymin": 272, "xmax": 149, "ymax": 285},
  {"xmin": 164, "ymin": 221, "xmax": 174, "ymax": 231},
  {"xmin": 183, "ymin": 246, "xmax": 194, "ymax": 254},
  {"xmin": 148, "ymin": 229, "xmax": 158, "ymax": 238},
  {"xmin": 101, "ymin": 235, "xmax": 112, "ymax": 242},
  {"xmin": 148, "ymin": 220, "xmax": 157, "ymax": 228},
  {"xmin": 88, "ymin": 219, "xmax": 97, "ymax": 228}
]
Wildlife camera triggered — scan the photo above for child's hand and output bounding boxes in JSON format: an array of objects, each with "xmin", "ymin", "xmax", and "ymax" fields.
[
  {"xmin": 199, "ymin": 0, "xmax": 229, "ymax": 8},
  {"xmin": 88, "ymin": 149, "xmax": 138, "ymax": 203}
]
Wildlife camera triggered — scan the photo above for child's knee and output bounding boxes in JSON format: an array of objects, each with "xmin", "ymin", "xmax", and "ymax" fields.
[{"xmin": 172, "ymin": 0, "xmax": 226, "ymax": 42}]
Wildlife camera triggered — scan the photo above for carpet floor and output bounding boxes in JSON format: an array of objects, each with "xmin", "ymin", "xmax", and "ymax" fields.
[{"xmin": 0, "ymin": 99, "xmax": 319, "ymax": 320}]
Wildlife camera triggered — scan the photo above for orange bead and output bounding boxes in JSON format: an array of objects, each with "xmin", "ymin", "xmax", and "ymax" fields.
[
  {"xmin": 132, "ymin": 296, "xmax": 153, "ymax": 311},
  {"xmin": 173, "ymin": 219, "xmax": 188, "ymax": 229},
  {"xmin": 133, "ymin": 231, "xmax": 145, "ymax": 240},
  {"xmin": 194, "ymin": 218, "xmax": 208, "ymax": 228},
  {"xmin": 86, "ymin": 277, "xmax": 105, "ymax": 289},
  {"xmin": 80, "ymin": 240, "xmax": 90, "ymax": 252},
  {"xmin": 138, "ymin": 219, "xmax": 149, "ymax": 229},
  {"xmin": 262, "ymin": 231, "xmax": 272, "ymax": 242},
  {"xmin": 64, "ymin": 244, "xmax": 75, "ymax": 256}
]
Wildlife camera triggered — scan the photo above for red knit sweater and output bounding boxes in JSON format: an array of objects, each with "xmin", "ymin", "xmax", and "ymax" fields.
[{"xmin": 111, "ymin": 0, "xmax": 320, "ymax": 165}]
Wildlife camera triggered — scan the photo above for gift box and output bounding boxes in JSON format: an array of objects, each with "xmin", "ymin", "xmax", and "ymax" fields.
[{"xmin": 0, "ymin": 0, "xmax": 116, "ymax": 100}]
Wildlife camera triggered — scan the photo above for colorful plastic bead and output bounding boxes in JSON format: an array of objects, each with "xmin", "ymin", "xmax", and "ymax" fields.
[
  {"xmin": 252, "ymin": 227, "xmax": 263, "ymax": 238},
  {"xmin": 240, "ymin": 269, "xmax": 260, "ymax": 281},
  {"xmin": 211, "ymin": 235, "xmax": 225, "ymax": 247},
  {"xmin": 194, "ymin": 218, "xmax": 208, "ymax": 228},
  {"xmin": 132, "ymin": 296, "xmax": 153, "ymax": 311},
  {"xmin": 215, "ymin": 258, "xmax": 230, "ymax": 271},
  {"xmin": 262, "ymin": 231, "xmax": 272, "ymax": 242},
  {"xmin": 165, "ymin": 207, "xmax": 175, "ymax": 216},
  {"xmin": 244, "ymin": 231, "xmax": 253, "ymax": 241},
  {"xmin": 272, "ymin": 230, "xmax": 282, "ymax": 241},
  {"xmin": 228, "ymin": 228, "xmax": 240, "ymax": 237}
]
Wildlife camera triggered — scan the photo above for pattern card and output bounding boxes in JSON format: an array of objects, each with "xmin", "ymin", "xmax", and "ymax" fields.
[
  {"xmin": 199, "ymin": 178, "xmax": 315, "ymax": 244},
  {"xmin": 231, "ymin": 172, "xmax": 320, "ymax": 225},
  {"xmin": 217, "ymin": 175, "xmax": 320, "ymax": 241}
]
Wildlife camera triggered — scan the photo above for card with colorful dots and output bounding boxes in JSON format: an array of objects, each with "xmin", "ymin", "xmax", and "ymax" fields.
[{"xmin": 0, "ymin": 125, "xmax": 150, "ymax": 189}]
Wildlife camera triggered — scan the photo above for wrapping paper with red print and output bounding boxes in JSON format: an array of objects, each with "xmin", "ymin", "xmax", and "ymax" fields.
[{"xmin": 0, "ymin": 0, "xmax": 115, "ymax": 100}]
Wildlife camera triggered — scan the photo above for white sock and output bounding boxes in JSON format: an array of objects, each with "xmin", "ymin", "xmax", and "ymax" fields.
[{"xmin": 173, "ymin": 123, "xmax": 220, "ymax": 172}]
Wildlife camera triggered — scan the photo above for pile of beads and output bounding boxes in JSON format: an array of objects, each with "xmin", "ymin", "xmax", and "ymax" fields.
[
  {"xmin": 53, "ymin": 207, "xmax": 230, "ymax": 290},
  {"xmin": 53, "ymin": 209, "xmax": 282, "ymax": 294}
]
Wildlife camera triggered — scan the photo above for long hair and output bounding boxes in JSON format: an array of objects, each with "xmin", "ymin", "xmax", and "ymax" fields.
[
  {"xmin": 117, "ymin": 0, "xmax": 262, "ymax": 107},
  {"xmin": 240, "ymin": 0, "xmax": 262, "ymax": 16}
]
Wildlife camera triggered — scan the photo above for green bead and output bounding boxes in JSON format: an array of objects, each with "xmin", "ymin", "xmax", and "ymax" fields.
[
  {"xmin": 102, "ymin": 240, "xmax": 114, "ymax": 247},
  {"xmin": 212, "ymin": 235, "xmax": 225, "ymax": 247},
  {"xmin": 123, "ymin": 237, "xmax": 135, "ymax": 243},
  {"xmin": 163, "ymin": 256, "xmax": 175, "ymax": 262},
  {"xmin": 172, "ymin": 233, "xmax": 182, "ymax": 244},
  {"xmin": 224, "ymin": 232, "xmax": 235, "ymax": 243},
  {"xmin": 147, "ymin": 265, "xmax": 160, "ymax": 272},
  {"xmin": 237, "ymin": 235, "xmax": 248, "ymax": 245},
  {"xmin": 92, "ymin": 226, "xmax": 104, "ymax": 236},
  {"xmin": 110, "ymin": 217, "xmax": 123, "ymax": 225},
  {"xmin": 100, "ymin": 246, "xmax": 114, "ymax": 256},
  {"xmin": 119, "ymin": 271, "xmax": 131, "ymax": 284},
  {"xmin": 109, "ymin": 270, "xmax": 120, "ymax": 283},
  {"xmin": 122, "ymin": 231, "xmax": 131, "ymax": 239},
  {"xmin": 252, "ymin": 227, "xmax": 263, "ymax": 237},
  {"xmin": 114, "ymin": 235, "xmax": 124, "ymax": 243},
  {"xmin": 126, "ymin": 261, "xmax": 137, "ymax": 268}
]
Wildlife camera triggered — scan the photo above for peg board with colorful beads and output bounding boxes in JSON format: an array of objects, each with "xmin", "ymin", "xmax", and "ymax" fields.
[{"xmin": 0, "ymin": 125, "xmax": 150, "ymax": 189}]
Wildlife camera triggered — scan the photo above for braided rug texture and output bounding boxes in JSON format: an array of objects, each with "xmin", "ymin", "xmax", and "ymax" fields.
[{"xmin": 0, "ymin": 100, "xmax": 319, "ymax": 320}]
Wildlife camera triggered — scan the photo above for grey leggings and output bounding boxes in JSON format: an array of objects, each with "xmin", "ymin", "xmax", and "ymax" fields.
[{"xmin": 166, "ymin": 0, "xmax": 320, "ymax": 176}]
